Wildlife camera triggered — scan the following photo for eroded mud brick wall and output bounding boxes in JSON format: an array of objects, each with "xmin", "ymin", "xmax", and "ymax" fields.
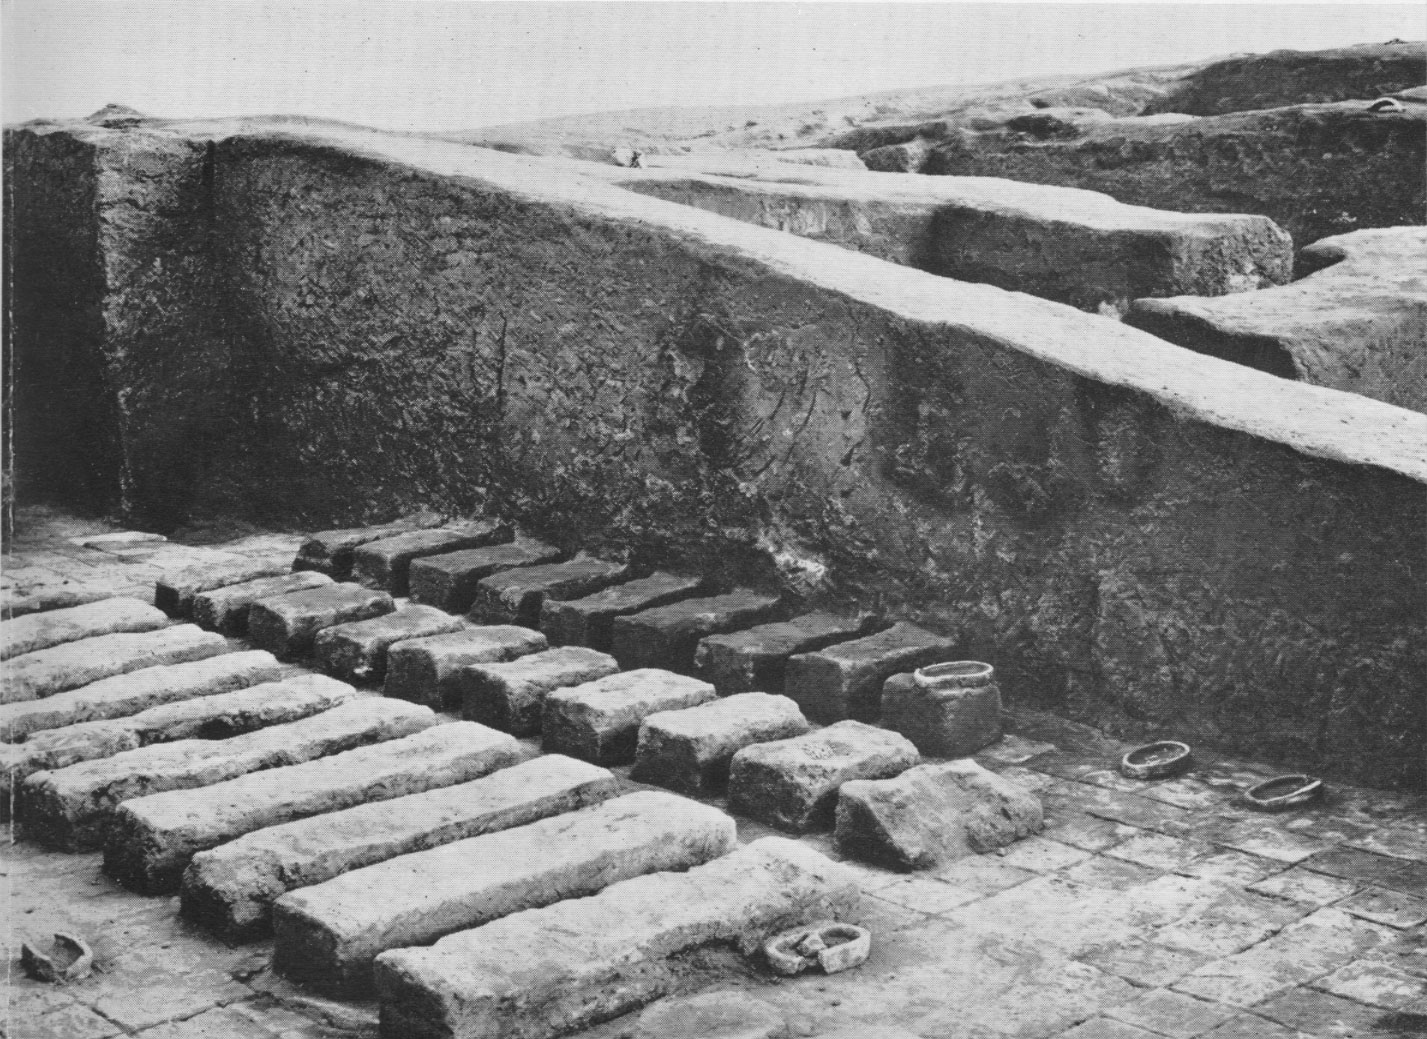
[{"xmin": 202, "ymin": 137, "xmax": 1424, "ymax": 789}]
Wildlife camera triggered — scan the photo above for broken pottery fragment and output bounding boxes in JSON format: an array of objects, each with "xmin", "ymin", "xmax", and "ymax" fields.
[
  {"xmin": 21, "ymin": 932, "xmax": 93, "ymax": 983},
  {"xmin": 764, "ymin": 921, "xmax": 871, "ymax": 976}
]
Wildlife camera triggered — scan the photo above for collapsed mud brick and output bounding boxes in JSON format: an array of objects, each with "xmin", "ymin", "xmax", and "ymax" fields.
[
  {"xmin": 373, "ymin": 837, "xmax": 859, "ymax": 1039},
  {"xmin": 469, "ymin": 556, "xmax": 631, "ymax": 627},
  {"xmin": 542, "ymin": 669, "xmax": 717, "ymax": 765},
  {"xmin": 106, "ymin": 720, "xmax": 511, "ymax": 895},
  {"xmin": 248, "ymin": 584, "xmax": 395, "ymax": 661},
  {"xmin": 695, "ymin": 612, "xmax": 880, "ymax": 695},
  {"xmin": 458, "ymin": 646, "xmax": 620, "ymax": 736},
  {"xmin": 191, "ymin": 571, "xmax": 333, "ymax": 636},
  {"xmin": 784, "ymin": 622, "xmax": 957, "ymax": 723},
  {"xmin": 407, "ymin": 538, "xmax": 561, "ymax": 613},
  {"xmin": 0, "ymin": 651, "xmax": 285, "ymax": 743},
  {"xmin": 353, "ymin": 520, "xmax": 510, "ymax": 596},
  {"xmin": 2, "ymin": 597, "xmax": 170, "ymax": 660},
  {"xmin": 729, "ymin": 720, "xmax": 921, "ymax": 833},
  {"xmin": 881, "ymin": 671, "xmax": 1003, "ymax": 758},
  {"xmin": 274, "ymin": 791, "xmax": 735, "ymax": 996},
  {"xmin": 314, "ymin": 604, "xmax": 464, "ymax": 683},
  {"xmin": 3, "ymin": 625, "xmax": 230, "ymax": 706},
  {"xmin": 154, "ymin": 558, "xmax": 290, "ymax": 618},
  {"xmin": 540, "ymin": 571, "xmax": 705, "ymax": 651},
  {"xmin": 182, "ymin": 755, "xmax": 616, "ymax": 941},
  {"xmin": 634, "ymin": 992, "xmax": 788, "ymax": 1039},
  {"xmin": 21, "ymin": 692, "xmax": 430, "ymax": 852},
  {"xmin": 384, "ymin": 626, "xmax": 548, "ymax": 709},
  {"xmin": 630, "ymin": 692, "xmax": 810, "ymax": 795},
  {"xmin": 610, "ymin": 591, "xmax": 787, "ymax": 672},
  {"xmin": 294, "ymin": 511, "xmax": 447, "ymax": 579},
  {"xmin": 835, "ymin": 760, "xmax": 1044, "ymax": 870}
]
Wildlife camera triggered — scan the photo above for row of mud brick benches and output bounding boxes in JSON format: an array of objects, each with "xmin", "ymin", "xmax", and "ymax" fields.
[{"xmin": 3, "ymin": 512, "xmax": 1027, "ymax": 1039}]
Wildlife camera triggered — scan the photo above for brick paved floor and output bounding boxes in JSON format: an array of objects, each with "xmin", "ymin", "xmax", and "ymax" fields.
[{"xmin": 4, "ymin": 505, "xmax": 1424, "ymax": 1039}]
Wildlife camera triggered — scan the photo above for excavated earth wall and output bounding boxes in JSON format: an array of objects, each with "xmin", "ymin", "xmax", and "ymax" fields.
[{"xmin": 7, "ymin": 121, "xmax": 1426, "ymax": 788}]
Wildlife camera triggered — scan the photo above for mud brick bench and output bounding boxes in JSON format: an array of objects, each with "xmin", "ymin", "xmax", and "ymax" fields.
[
  {"xmin": 1, "ymin": 596, "xmax": 170, "ymax": 659},
  {"xmin": 457, "ymin": 646, "xmax": 619, "ymax": 735},
  {"xmin": 695, "ymin": 612, "xmax": 881, "ymax": 695},
  {"xmin": 384, "ymin": 626, "xmax": 549, "ymax": 708},
  {"xmin": 408, "ymin": 538, "xmax": 561, "ymax": 613},
  {"xmin": 469, "ymin": 556, "xmax": 631, "ymax": 627},
  {"xmin": 610, "ymin": 591, "xmax": 786, "ymax": 671},
  {"xmin": 3, "ymin": 625, "xmax": 231, "ymax": 705},
  {"xmin": 542, "ymin": 669, "xmax": 717, "ymax": 765},
  {"xmin": 248, "ymin": 585, "xmax": 395, "ymax": 661},
  {"xmin": 540, "ymin": 571, "xmax": 704, "ymax": 651},
  {"xmin": 353, "ymin": 520, "xmax": 511, "ymax": 596},
  {"xmin": 630, "ymin": 692, "xmax": 810, "ymax": 795},
  {"xmin": 294, "ymin": 511, "xmax": 447, "ymax": 579},
  {"xmin": 315, "ymin": 604, "xmax": 464, "ymax": 683},
  {"xmin": 784, "ymin": 621, "xmax": 957, "ymax": 723},
  {"xmin": 155, "ymin": 558, "xmax": 292, "ymax": 618},
  {"xmin": 192, "ymin": 572, "xmax": 333, "ymax": 635},
  {"xmin": 373, "ymin": 837, "xmax": 860, "ymax": 1039},
  {"xmin": 181, "ymin": 755, "xmax": 616, "ymax": 941}
]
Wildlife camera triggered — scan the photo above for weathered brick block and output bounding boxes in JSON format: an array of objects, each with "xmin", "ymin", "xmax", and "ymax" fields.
[
  {"xmin": 470, "ymin": 556, "xmax": 631, "ymax": 627},
  {"xmin": 408, "ymin": 539, "xmax": 562, "ymax": 613},
  {"xmin": 695, "ymin": 612, "xmax": 880, "ymax": 695},
  {"xmin": 181, "ymin": 755, "xmax": 616, "ymax": 941},
  {"xmin": 353, "ymin": 520, "xmax": 510, "ymax": 596},
  {"xmin": 543, "ymin": 669, "xmax": 717, "ymax": 765},
  {"xmin": 729, "ymin": 720, "xmax": 920, "ymax": 832},
  {"xmin": 631, "ymin": 692, "xmax": 810, "ymax": 795},
  {"xmin": 248, "ymin": 584, "xmax": 395, "ymax": 661},
  {"xmin": 540, "ymin": 571, "xmax": 704, "ymax": 650},
  {"xmin": 155, "ymin": 558, "xmax": 290, "ymax": 618},
  {"xmin": 611, "ymin": 591, "xmax": 786, "ymax": 672},
  {"xmin": 881, "ymin": 670, "xmax": 1002, "ymax": 758},
  {"xmin": 3, "ymin": 625, "xmax": 230, "ymax": 705},
  {"xmin": 2, "ymin": 597, "xmax": 170, "ymax": 660},
  {"xmin": 294, "ymin": 511, "xmax": 447, "ymax": 579},
  {"xmin": 458, "ymin": 647, "xmax": 620, "ymax": 735},
  {"xmin": 314, "ymin": 604, "xmax": 464, "ymax": 683},
  {"xmin": 191, "ymin": 572, "xmax": 333, "ymax": 635},
  {"xmin": 784, "ymin": 622, "xmax": 957, "ymax": 723},
  {"xmin": 384, "ymin": 626, "xmax": 548, "ymax": 709}
]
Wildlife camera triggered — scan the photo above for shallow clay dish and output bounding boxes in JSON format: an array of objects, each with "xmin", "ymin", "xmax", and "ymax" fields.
[
  {"xmin": 1120, "ymin": 740, "xmax": 1193, "ymax": 780},
  {"xmin": 1244, "ymin": 773, "xmax": 1324, "ymax": 812}
]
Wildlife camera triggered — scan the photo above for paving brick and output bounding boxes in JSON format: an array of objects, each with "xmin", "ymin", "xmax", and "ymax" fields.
[
  {"xmin": 353, "ymin": 520, "xmax": 510, "ymax": 595},
  {"xmin": 313, "ymin": 603, "xmax": 463, "ymax": 683},
  {"xmin": 408, "ymin": 538, "xmax": 561, "ymax": 612},
  {"xmin": 729, "ymin": 720, "xmax": 920, "ymax": 832},
  {"xmin": 1246, "ymin": 865, "xmax": 1360, "ymax": 907},
  {"xmin": 1315, "ymin": 959, "xmax": 1426, "ymax": 1009},
  {"xmin": 0, "ymin": 650, "xmax": 284, "ymax": 742},
  {"xmin": 634, "ymin": 992, "xmax": 788, "ymax": 1039},
  {"xmin": 373, "ymin": 837, "xmax": 858, "ymax": 1039},
  {"xmin": 2, "ymin": 625, "xmax": 231, "ymax": 705},
  {"xmin": 191, "ymin": 572, "xmax": 333, "ymax": 635},
  {"xmin": 1152, "ymin": 888, "xmax": 1308, "ymax": 958},
  {"xmin": 276, "ymin": 790, "xmax": 736, "ymax": 995},
  {"xmin": 610, "ymin": 590, "xmax": 786, "ymax": 671},
  {"xmin": 384, "ymin": 626, "xmax": 548, "ymax": 708},
  {"xmin": 247, "ymin": 584, "xmax": 395, "ymax": 661},
  {"xmin": 457, "ymin": 646, "xmax": 620, "ymax": 736},
  {"xmin": 154, "ymin": 558, "xmax": 291, "ymax": 617},
  {"xmin": 542, "ymin": 669, "xmax": 717, "ymax": 765},
  {"xmin": 694, "ymin": 611, "xmax": 879, "ymax": 695},
  {"xmin": 1196, "ymin": 1015, "xmax": 1299, "ymax": 1039},
  {"xmin": 21, "ymin": 693, "xmax": 429, "ymax": 852},
  {"xmin": 1305, "ymin": 846, "xmax": 1427, "ymax": 896},
  {"xmin": 181, "ymin": 754, "xmax": 615, "ymax": 941},
  {"xmin": 105, "ymin": 719, "xmax": 504, "ymax": 894},
  {"xmin": 469, "ymin": 555, "xmax": 630, "ymax": 627},
  {"xmin": 2, "ymin": 596, "xmax": 170, "ymax": 660},
  {"xmin": 1078, "ymin": 939, "xmax": 1213, "ymax": 990},
  {"xmin": 1253, "ymin": 986, "xmax": 1396, "ymax": 1035},
  {"xmin": 293, "ymin": 510, "xmax": 448, "ymax": 578},
  {"xmin": 783, "ymin": 621, "xmax": 956, "ymax": 723},
  {"xmin": 1338, "ymin": 887, "xmax": 1427, "ymax": 929},
  {"xmin": 1058, "ymin": 1020, "xmax": 1162, "ymax": 1039},
  {"xmin": 541, "ymin": 571, "xmax": 705, "ymax": 651},
  {"xmin": 882, "ymin": 669, "xmax": 1003, "ymax": 758},
  {"xmin": 631, "ymin": 692, "xmax": 811, "ymax": 795}
]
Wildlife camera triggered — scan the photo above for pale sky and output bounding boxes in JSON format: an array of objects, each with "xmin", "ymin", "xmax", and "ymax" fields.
[{"xmin": 3, "ymin": 2, "xmax": 1424, "ymax": 132}]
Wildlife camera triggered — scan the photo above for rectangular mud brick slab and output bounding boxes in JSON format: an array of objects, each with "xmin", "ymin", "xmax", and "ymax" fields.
[
  {"xmin": 610, "ymin": 591, "xmax": 787, "ymax": 672},
  {"xmin": 314, "ymin": 604, "xmax": 464, "ymax": 683},
  {"xmin": 728, "ymin": 720, "xmax": 921, "ymax": 833},
  {"xmin": 155, "ymin": 558, "xmax": 292, "ymax": 618},
  {"xmin": 2, "ymin": 625, "xmax": 231, "ymax": 706},
  {"xmin": 695, "ymin": 612, "xmax": 882, "ymax": 695},
  {"xmin": 21, "ymin": 693, "xmax": 433, "ymax": 852},
  {"xmin": 458, "ymin": 646, "xmax": 620, "ymax": 736},
  {"xmin": 374, "ymin": 837, "xmax": 859, "ymax": 1039},
  {"xmin": 274, "ymin": 790, "xmax": 736, "ymax": 996},
  {"xmin": 407, "ymin": 538, "xmax": 561, "ymax": 613},
  {"xmin": 469, "ymin": 556, "xmax": 631, "ymax": 627},
  {"xmin": 384, "ymin": 626, "xmax": 548, "ymax": 709},
  {"xmin": 784, "ymin": 621, "xmax": 958, "ymax": 723},
  {"xmin": 352, "ymin": 520, "xmax": 511, "ymax": 596},
  {"xmin": 108, "ymin": 721, "xmax": 520, "ymax": 895},
  {"xmin": 2, "ymin": 597, "xmax": 171, "ymax": 661},
  {"xmin": 0, "ymin": 650, "xmax": 285, "ymax": 743},
  {"xmin": 181, "ymin": 754, "xmax": 617, "ymax": 942},
  {"xmin": 248, "ymin": 584, "xmax": 395, "ymax": 661},
  {"xmin": 191, "ymin": 571, "xmax": 334, "ymax": 636},
  {"xmin": 630, "ymin": 692, "xmax": 810, "ymax": 796},
  {"xmin": 540, "ymin": 571, "xmax": 705, "ymax": 651},
  {"xmin": 3, "ymin": 586, "xmax": 114, "ymax": 620},
  {"xmin": 543, "ymin": 669, "xmax": 718, "ymax": 766},
  {"xmin": 294, "ymin": 511, "xmax": 447, "ymax": 579}
]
